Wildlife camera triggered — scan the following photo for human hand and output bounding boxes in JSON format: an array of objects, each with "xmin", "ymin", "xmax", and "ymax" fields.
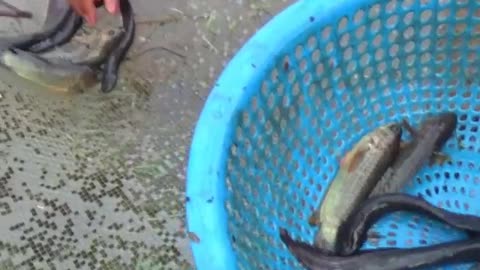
[{"xmin": 68, "ymin": 0, "xmax": 120, "ymax": 26}]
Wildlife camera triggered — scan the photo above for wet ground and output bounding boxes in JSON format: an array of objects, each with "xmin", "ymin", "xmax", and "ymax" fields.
[{"xmin": 0, "ymin": 0, "xmax": 293, "ymax": 269}]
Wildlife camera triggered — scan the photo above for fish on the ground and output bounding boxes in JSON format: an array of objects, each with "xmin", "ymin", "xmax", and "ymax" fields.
[
  {"xmin": 27, "ymin": 0, "xmax": 109, "ymax": 53},
  {"xmin": 280, "ymin": 228, "xmax": 480, "ymax": 270},
  {"xmin": 0, "ymin": 0, "xmax": 32, "ymax": 18},
  {"xmin": 1, "ymin": 0, "xmax": 134, "ymax": 94},
  {"xmin": 27, "ymin": 12, "xmax": 83, "ymax": 53},
  {"xmin": 100, "ymin": 0, "xmax": 135, "ymax": 92},
  {"xmin": 336, "ymin": 193, "xmax": 480, "ymax": 256},
  {"xmin": 39, "ymin": 25, "xmax": 124, "ymax": 66},
  {"xmin": 309, "ymin": 123, "xmax": 402, "ymax": 253},
  {"xmin": 0, "ymin": 48, "xmax": 97, "ymax": 93},
  {"xmin": 0, "ymin": 20, "xmax": 125, "ymax": 93},
  {"xmin": 369, "ymin": 112, "xmax": 457, "ymax": 196},
  {"xmin": 0, "ymin": 0, "xmax": 72, "ymax": 50}
]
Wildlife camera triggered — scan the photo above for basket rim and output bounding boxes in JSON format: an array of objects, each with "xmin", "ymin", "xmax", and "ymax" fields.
[{"xmin": 186, "ymin": 0, "xmax": 370, "ymax": 269}]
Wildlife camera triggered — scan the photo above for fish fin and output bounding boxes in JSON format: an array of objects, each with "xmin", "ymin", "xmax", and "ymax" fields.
[
  {"xmin": 345, "ymin": 145, "xmax": 368, "ymax": 172},
  {"xmin": 402, "ymin": 119, "xmax": 420, "ymax": 139},
  {"xmin": 430, "ymin": 152, "xmax": 451, "ymax": 166}
]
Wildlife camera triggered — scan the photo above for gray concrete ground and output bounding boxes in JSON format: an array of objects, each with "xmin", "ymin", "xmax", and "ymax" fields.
[{"xmin": 0, "ymin": 0, "xmax": 293, "ymax": 269}]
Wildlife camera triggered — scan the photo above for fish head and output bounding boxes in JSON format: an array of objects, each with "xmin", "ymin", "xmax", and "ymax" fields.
[
  {"xmin": 369, "ymin": 123, "xmax": 403, "ymax": 149},
  {"xmin": 422, "ymin": 112, "xmax": 458, "ymax": 146},
  {"xmin": 421, "ymin": 112, "xmax": 457, "ymax": 129},
  {"xmin": 101, "ymin": 72, "xmax": 119, "ymax": 93},
  {"xmin": 340, "ymin": 123, "xmax": 401, "ymax": 171},
  {"xmin": 340, "ymin": 123, "xmax": 402, "ymax": 172},
  {"xmin": 437, "ymin": 112, "xmax": 458, "ymax": 131},
  {"xmin": 384, "ymin": 122, "xmax": 403, "ymax": 136},
  {"xmin": 359, "ymin": 123, "xmax": 403, "ymax": 167}
]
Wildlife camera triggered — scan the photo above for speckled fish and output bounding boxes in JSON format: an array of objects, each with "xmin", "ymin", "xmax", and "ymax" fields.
[
  {"xmin": 0, "ymin": 48, "xmax": 97, "ymax": 93},
  {"xmin": 309, "ymin": 123, "xmax": 402, "ymax": 253},
  {"xmin": 280, "ymin": 228, "xmax": 480, "ymax": 270},
  {"xmin": 369, "ymin": 112, "xmax": 457, "ymax": 197},
  {"xmin": 336, "ymin": 193, "xmax": 480, "ymax": 256}
]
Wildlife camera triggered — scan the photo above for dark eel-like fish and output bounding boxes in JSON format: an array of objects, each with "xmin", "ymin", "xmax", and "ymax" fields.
[
  {"xmin": 25, "ymin": 0, "xmax": 108, "ymax": 53},
  {"xmin": 335, "ymin": 193, "xmax": 480, "ymax": 256},
  {"xmin": 0, "ymin": 0, "xmax": 72, "ymax": 50},
  {"xmin": 280, "ymin": 228, "xmax": 480, "ymax": 270},
  {"xmin": 27, "ymin": 12, "xmax": 83, "ymax": 53},
  {"xmin": 370, "ymin": 112, "xmax": 457, "ymax": 196},
  {"xmin": 101, "ymin": 0, "xmax": 135, "ymax": 92}
]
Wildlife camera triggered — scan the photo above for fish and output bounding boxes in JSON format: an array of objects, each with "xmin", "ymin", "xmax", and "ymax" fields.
[
  {"xmin": 335, "ymin": 193, "xmax": 480, "ymax": 256},
  {"xmin": 0, "ymin": 0, "xmax": 32, "ymax": 18},
  {"xmin": 75, "ymin": 28, "xmax": 125, "ymax": 67},
  {"xmin": 0, "ymin": 0, "xmax": 73, "ymax": 50},
  {"xmin": 39, "ymin": 26, "xmax": 125, "ymax": 67},
  {"xmin": 309, "ymin": 123, "xmax": 402, "ymax": 253},
  {"xmin": 369, "ymin": 112, "xmax": 457, "ymax": 196},
  {"xmin": 0, "ymin": 48, "xmax": 98, "ymax": 93},
  {"xmin": 100, "ymin": 0, "xmax": 135, "ymax": 92},
  {"xmin": 280, "ymin": 228, "xmax": 480, "ymax": 270},
  {"xmin": 27, "ymin": 12, "xmax": 83, "ymax": 53}
]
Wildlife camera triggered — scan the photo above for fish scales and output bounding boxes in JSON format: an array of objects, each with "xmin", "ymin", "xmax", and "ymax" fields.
[
  {"xmin": 314, "ymin": 124, "xmax": 402, "ymax": 252},
  {"xmin": 369, "ymin": 126, "xmax": 441, "ymax": 195}
]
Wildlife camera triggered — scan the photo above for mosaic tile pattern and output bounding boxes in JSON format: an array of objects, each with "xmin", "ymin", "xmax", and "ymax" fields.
[{"xmin": 0, "ymin": 0, "xmax": 293, "ymax": 269}]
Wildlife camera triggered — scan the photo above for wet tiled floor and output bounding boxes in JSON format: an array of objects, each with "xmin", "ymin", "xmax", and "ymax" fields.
[{"xmin": 0, "ymin": 0, "xmax": 293, "ymax": 269}]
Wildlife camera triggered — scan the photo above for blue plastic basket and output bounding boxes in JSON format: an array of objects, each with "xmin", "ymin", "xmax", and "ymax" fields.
[{"xmin": 186, "ymin": 0, "xmax": 480, "ymax": 269}]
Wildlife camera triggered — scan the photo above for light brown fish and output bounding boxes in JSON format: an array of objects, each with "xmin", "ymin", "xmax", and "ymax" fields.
[
  {"xmin": 309, "ymin": 123, "xmax": 402, "ymax": 253},
  {"xmin": 0, "ymin": 48, "xmax": 97, "ymax": 93}
]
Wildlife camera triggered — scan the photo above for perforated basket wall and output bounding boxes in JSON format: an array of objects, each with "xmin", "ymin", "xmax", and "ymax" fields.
[{"xmin": 187, "ymin": 0, "xmax": 480, "ymax": 269}]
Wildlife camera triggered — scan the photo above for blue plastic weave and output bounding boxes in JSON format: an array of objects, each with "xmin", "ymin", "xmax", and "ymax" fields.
[{"xmin": 186, "ymin": 0, "xmax": 480, "ymax": 269}]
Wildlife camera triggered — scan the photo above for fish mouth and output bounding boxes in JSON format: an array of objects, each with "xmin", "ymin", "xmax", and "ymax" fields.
[
  {"xmin": 423, "ymin": 112, "xmax": 458, "ymax": 127},
  {"xmin": 437, "ymin": 112, "xmax": 458, "ymax": 128}
]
